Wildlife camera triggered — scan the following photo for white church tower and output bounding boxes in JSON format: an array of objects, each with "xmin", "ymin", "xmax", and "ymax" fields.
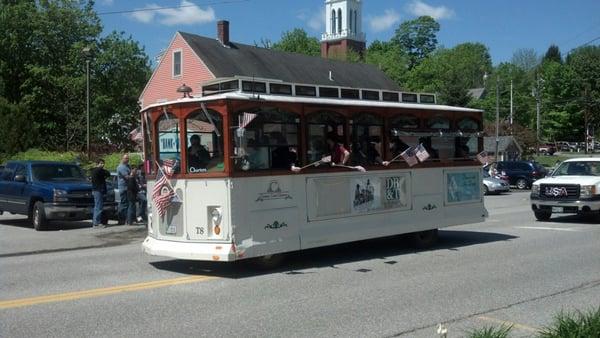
[{"xmin": 321, "ymin": 0, "xmax": 366, "ymax": 59}]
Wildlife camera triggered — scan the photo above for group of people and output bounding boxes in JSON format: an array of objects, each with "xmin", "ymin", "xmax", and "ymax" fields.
[{"xmin": 91, "ymin": 154, "xmax": 147, "ymax": 228}]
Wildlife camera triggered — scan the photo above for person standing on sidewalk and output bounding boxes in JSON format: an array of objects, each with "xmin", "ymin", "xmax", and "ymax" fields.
[
  {"xmin": 116, "ymin": 154, "xmax": 131, "ymax": 224},
  {"xmin": 90, "ymin": 159, "xmax": 110, "ymax": 228},
  {"xmin": 125, "ymin": 167, "xmax": 139, "ymax": 225}
]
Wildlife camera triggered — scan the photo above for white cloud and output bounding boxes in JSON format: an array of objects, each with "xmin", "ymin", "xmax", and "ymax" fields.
[
  {"xmin": 406, "ymin": 1, "xmax": 455, "ymax": 20},
  {"xmin": 297, "ymin": 7, "xmax": 324, "ymax": 32},
  {"xmin": 368, "ymin": 9, "xmax": 400, "ymax": 32},
  {"xmin": 130, "ymin": 0, "xmax": 216, "ymax": 26}
]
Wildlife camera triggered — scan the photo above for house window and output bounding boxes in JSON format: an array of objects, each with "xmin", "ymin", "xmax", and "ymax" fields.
[
  {"xmin": 331, "ymin": 10, "xmax": 336, "ymax": 34},
  {"xmin": 337, "ymin": 9, "xmax": 342, "ymax": 33},
  {"xmin": 172, "ymin": 50, "xmax": 182, "ymax": 77}
]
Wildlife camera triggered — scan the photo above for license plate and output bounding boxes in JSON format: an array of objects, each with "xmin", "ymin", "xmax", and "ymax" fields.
[{"xmin": 551, "ymin": 207, "xmax": 563, "ymax": 213}]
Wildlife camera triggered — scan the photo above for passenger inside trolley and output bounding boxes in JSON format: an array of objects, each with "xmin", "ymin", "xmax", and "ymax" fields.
[
  {"xmin": 326, "ymin": 132, "xmax": 350, "ymax": 165},
  {"xmin": 187, "ymin": 134, "xmax": 211, "ymax": 171},
  {"xmin": 271, "ymin": 132, "xmax": 298, "ymax": 169}
]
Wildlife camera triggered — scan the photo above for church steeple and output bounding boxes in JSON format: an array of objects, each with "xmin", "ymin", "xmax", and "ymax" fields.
[{"xmin": 321, "ymin": 0, "xmax": 366, "ymax": 59}]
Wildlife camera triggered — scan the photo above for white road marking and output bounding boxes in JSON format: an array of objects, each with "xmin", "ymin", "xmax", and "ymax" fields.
[{"xmin": 516, "ymin": 226, "xmax": 580, "ymax": 232}]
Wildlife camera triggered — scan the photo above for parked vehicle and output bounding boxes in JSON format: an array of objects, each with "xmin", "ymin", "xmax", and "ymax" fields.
[
  {"xmin": 482, "ymin": 169, "xmax": 510, "ymax": 195},
  {"xmin": 0, "ymin": 161, "xmax": 116, "ymax": 230},
  {"xmin": 530, "ymin": 158, "xmax": 600, "ymax": 221},
  {"xmin": 538, "ymin": 144, "xmax": 556, "ymax": 155},
  {"xmin": 494, "ymin": 161, "xmax": 547, "ymax": 190}
]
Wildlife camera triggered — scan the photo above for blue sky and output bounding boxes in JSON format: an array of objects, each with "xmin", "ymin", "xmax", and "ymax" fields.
[{"xmin": 97, "ymin": 0, "xmax": 600, "ymax": 66}]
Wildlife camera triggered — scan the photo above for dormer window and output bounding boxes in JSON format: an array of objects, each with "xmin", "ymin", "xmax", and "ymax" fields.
[{"xmin": 173, "ymin": 50, "xmax": 182, "ymax": 77}]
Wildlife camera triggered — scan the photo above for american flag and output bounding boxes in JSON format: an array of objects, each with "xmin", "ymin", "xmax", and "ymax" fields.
[
  {"xmin": 401, "ymin": 146, "xmax": 418, "ymax": 167},
  {"xmin": 239, "ymin": 112, "xmax": 257, "ymax": 129},
  {"xmin": 129, "ymin": 127, "xmax": 142, "ymax": 141},
  {"xmin": 415, "ymin": 143, "xmax": 430, "ymax": 162},
  {"xmin": 162, "ymin": 159, "xmax": 177, "ymax": 177},
  {"xmin": 476, "ymin": 151, "xmax": 488, "ymax": 164},
  {"xmin": 151, "ymin": 169, "xmax": 174, "ymax": 217}
]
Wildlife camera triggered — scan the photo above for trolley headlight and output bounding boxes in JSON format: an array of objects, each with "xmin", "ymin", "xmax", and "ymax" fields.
[
  {"xmin": 531, "ymin": 184, "xmax": 540, "ymax": 197},
  {"xmin": 211, "ymin": 208, "xmax": 222, "ymax": 227},
  {"xmin": 580, "ymin": 185, "xmax": 596, "ymax": 198}
]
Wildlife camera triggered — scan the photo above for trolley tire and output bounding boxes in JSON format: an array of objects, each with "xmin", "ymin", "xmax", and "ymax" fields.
[
  {"xmin": 32, "ymin": 201, "xmax": 48, "ymax": 231},
  {"xmin": 516, "ymin": 178, "xmax": 528, "ymax": 190},
  {"xmin": 251, "ymin": 254, "xmax": 285, "ymax": 269},
  {"xmin": 534, "ymin": 211, "xmax": 551, "ymax": 221},
  {"xmin": 411, "ymin": 229, "xmax": 439, "ymax": 249}
]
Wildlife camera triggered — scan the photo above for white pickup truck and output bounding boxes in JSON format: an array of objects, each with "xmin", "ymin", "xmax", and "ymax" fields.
[{"xmin": 530, "ymin": 158, "xmax": 600, "ymax": 221}]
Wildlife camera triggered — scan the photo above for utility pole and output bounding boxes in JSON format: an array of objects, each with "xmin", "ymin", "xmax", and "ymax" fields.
[
  {"xmin": 535, "ymin": 76, "xmax": 541, "ymax": 156},
  {"xmin": 495, "ymin": 75, "xmax": 500, "ymax": 161},
  {"xmin": 510, "ymin": 79, "xmax": 513, "ymax": 134},
  {"xmin": 86, "ymin": 58, "xmax": 90, "ymax": 158}
]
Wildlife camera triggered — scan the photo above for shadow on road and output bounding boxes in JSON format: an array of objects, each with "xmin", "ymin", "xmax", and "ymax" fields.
[
  {"xmin": 545, "ymin": 214, "xmax": 600, "ymax": 225},
  {"xmin": 150, "ymin": 229, "xmax": 517, "ymax": 278},
  {"xmin": 0, "ymin": 216, "xmax": 93, "ymax": 231}
]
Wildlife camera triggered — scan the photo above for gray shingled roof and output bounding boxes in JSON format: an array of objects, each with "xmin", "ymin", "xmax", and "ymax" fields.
[
  {"xmin": 484, "ymin": 136, "xmax": 522, "ymax": 153},
  {"xmin": 179, "ymin": 31, "xmax": 401, "ymax": 91}
]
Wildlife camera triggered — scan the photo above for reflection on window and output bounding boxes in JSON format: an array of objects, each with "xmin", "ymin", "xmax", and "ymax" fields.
[
  {"xmin": 427, "ymin": 115, "xmax": 450, "ymax": 130},
  {"xmin": 306, "ymin": 111, "xmax": 345, "ymax": 163},
  {"xmin": 157, "ymin": 112, "xmax": 181, "ymax": 174},
  {"xmin": 185, "ymin": 109, "xmax": 224, "ymax": 173},
  {"xmin": 457, "ymin": 117, "xmax": 480, "ymax": 131},
  {"xmin": 233, "ymin": 108, "xmax": 299, "ymax": 171},
  {"xmin": 454, "ymin": 137, "xmax": 477, "ymax": 158},
  {"xmin": 391, "ymin": 114, "xmax": 419, "ymax": 129},
  {"xmin": 351, "ymin": 113, "xmax": 384, "ymax": 166}
]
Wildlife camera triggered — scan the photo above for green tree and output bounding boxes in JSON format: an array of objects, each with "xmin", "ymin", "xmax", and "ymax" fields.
[
  {"xmin": 392, "ymin": 16, "xmax": 440, "ymax": 69},
  {"xmin": 405, "ymin": 43, "xmax": 492, "ymax": 106},
  {"xmin": 511, "ymin": 48, "xmax": 540, "ymax": 72},
  {"xmin": 365, "ymin": 40, "xmax": 409, "ymax": 85},
  {"xmin": 566, "ymin": 46, "xmax": 600, "ymax": 141},
  {"xmin": 0, "ymin": 0, "xmax": 150, "ymax": 155},
  {"xmin": 271, "ymin": 28, "xmax": 320, "ymax": 56},
  {"xmin": 544, "ymin": 44, "xmax": 562, "ymax": 64}
]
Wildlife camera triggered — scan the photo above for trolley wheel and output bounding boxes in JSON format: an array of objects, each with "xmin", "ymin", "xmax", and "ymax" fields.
[
  {"xmin": 251, "ymin": 254, "xmax": 285, "ymax": 269},
  {"xmin": 534, "ymin": 211, "xmax": 551, "ymax": 221},
  {"xmin": 516, "ymin": 178, "xmax": 528, "ymax": 190},
  {"xmin": 31, "ymin": 201, "xmax": 48, "ymax": 231},
  {"xmin": 411, "ymin": 229, "xmax": 439, "ymax": 249}
]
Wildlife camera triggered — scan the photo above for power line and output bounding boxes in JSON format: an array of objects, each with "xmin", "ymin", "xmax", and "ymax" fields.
[{"xmin": 97, "ymin": 0, "xmax": 250, "ymax": 16}]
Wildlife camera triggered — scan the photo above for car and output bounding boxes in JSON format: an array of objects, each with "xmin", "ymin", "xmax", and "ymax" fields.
[
  {"xmin": 530, "ymin": 158, "xmax": 600, "ymax": 221},
  {"xmin": 538, "ymin": 144, "xmax": 556, "ymax": 155},
  {"xmin": 482, "ymin": 169, "xmax": 510, "ymax": 195},
  {"xmin": 494, "ymin": 160, "xmax": 547, "ymax": 190},
  {"xmin": 0, "ymin": 161, "xmax": 116, "ymax": 230}
]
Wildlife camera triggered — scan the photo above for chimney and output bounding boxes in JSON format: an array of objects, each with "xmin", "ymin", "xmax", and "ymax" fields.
[{"xmin": 217, "ymin": 20, "xmax": 229, "ymax": 46}]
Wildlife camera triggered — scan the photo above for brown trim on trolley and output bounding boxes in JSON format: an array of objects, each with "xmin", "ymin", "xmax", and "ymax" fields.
[{"xmin": 142, "ymin": 98, "xmax": 484, "ymax": 179}]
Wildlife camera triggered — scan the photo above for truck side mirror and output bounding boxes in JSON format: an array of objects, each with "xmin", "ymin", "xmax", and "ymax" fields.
[{"xmin": 14, "ymin": 175, "xmax": 26, "ymax": 183}]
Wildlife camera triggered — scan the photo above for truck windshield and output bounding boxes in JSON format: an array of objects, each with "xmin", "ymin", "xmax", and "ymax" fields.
[
  {"xmin": 553, "ymin": 161, "xmax": 600, "ymax": 176},
  {"xmin": 31, "ymin": 164, "xmax": 87, "ymax": 182}
]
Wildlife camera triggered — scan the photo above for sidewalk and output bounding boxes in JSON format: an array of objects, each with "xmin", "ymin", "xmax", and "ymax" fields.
[{"xmin": 0, "ymin": 214, "xmax": 147, "ymax": 257}]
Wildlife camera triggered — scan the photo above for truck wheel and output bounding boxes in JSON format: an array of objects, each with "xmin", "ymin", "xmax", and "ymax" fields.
[
  {"xmin": 516, "ymin": 178, "xmax": 528, "ymax": 190},
  {"xmin": 411, "ymin": 229, "xmax": 439, "ymax": 249},
  {"xmin": 534, "ymin": 210, "xmax": 551, "ymax": 221},
  {"xmin": 100, "ymin": 213, "xmax": 109, "ymax": 225},
  {"xmin": 483, "ymin": 185, "xmax": 489, "ymax": 195},
  {"xmin": 32, "ymin": 201, "xmax": 48, "ymax": 231}
]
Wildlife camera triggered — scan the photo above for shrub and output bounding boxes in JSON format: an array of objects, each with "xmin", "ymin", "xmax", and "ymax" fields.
[
  {"xmin": 538, "ymin": 307, "xmax": 600, "ymax": 338},
  {"xmin": 100, "ymin": 152, "xmax": 142, "ymax": 172},
  {"xmin": 466, "ymin": 324, "xmax": 512, "ymax": 338},
  {"xmin": 7, "ymin": 149, "xmax": 82, "ymax": 163}
]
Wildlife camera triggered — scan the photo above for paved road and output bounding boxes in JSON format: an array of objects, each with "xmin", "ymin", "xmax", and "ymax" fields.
[{"xmin": 1, "ymin": 191, "xmax": 599, "ymax": 337}]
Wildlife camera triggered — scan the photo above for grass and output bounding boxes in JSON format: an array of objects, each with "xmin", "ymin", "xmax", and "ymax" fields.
[
  {"xmin": 466, "ymin": 324, "xmax": 513, "ymax": 338},
  {"xmin": 465, "ymin": 307, "xmax": 600, "ymax": 338},
  {"xmin": 537, "ymin": 307, "xmax": 600, "ymax": 338}
]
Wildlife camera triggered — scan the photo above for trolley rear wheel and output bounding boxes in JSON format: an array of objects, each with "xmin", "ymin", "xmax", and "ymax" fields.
[{"xmin": 411, "ymin": 229, "xmax": 439, "ymax": 249}]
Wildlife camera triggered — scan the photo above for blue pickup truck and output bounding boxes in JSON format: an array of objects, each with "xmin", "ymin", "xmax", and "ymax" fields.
[{"xmin": 0, "ymin": 161, "xmax": 116, "ymax": 230}]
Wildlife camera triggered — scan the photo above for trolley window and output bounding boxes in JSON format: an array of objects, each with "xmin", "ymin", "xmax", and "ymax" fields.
[
  {"xmin": 185, "ymin": 109, "xmax": 224, "ymax": 173},
  {"xmin": 350, "ymin": 113, "xmax": 384, "ymax": 166},
  {"xmin": 157, "ymin": 112, "xmax": 181, "ymax": 174},
  {"xmin": 306, "ymin": 111, "xmax": 346, "ymax": 163}
]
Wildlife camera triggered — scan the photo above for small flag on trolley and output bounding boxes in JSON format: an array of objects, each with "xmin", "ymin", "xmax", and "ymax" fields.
[
  {"xmin": 240, "ymin": 112, "xmax": 257, "ymax": 129},
  {"xmin": 476, "ymin": 151, "xmax": 488, "ymax": 164},
  {"xmin": 401, "ymin": 146, "xmax": 418, "ymax": 167},
  {"xmin": 151, "ymin": 170, "xmax": 174, "ymax": 217},
  {"xmin": 161, "ymin": 159, "xmax": 177, "ymax": 177},
  {"xmin": 415, "ymin": 143, "xmax": 430, "ymax": 162}
]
